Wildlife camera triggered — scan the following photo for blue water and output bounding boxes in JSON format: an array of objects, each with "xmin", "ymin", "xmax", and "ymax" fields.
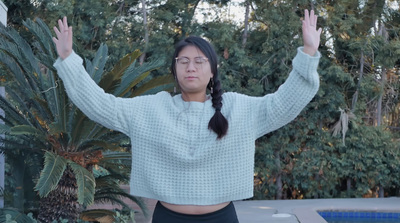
[{"xmin": 318, "ymin": 211, "xmax": 400, "ymax": 223}]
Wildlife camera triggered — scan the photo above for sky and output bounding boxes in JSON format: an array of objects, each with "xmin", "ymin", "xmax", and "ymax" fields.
[{"xmin": 194, "ymin": 0, "xmax": 247, "ymax": 25}]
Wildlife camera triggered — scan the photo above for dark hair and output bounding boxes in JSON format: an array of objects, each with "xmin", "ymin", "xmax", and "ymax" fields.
[{"xmin": 170, "ymin": 36, "xmax": 228, "ymax": 139}]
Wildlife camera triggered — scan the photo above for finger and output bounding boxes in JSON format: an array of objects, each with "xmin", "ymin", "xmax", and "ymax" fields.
[
  {"xmin": 318, "ymin": 27, "xmax": 322, "ymax": 35},
  {"xmin": 310, "ymin": 10, "xmax": 315, "ymax": 25},
  {"xmin": 53, "ymin": 26, "xmax": 61, "ymax": 36},
  {"xmin": 63, "ymin": 16, "xmax": 68, "ymax": 31},
  {"xmin": 58, "ymin": 19, "xmax": 64, "ymax": 32},
  {"xmin": 52, "ymin": 37, "xmax": 58, "ymax": 44},
  {"xmin": 304, "ymin": 9, "xmax": 310, "ymax": 24}
]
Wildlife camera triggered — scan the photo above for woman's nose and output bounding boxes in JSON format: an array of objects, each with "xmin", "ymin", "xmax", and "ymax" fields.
[{"xmin": 186, "ymin": 61, "xmax": 197, "ymax": 71}]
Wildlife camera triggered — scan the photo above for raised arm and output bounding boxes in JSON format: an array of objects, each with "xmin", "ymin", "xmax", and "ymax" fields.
[
  {"xmin": 252, "ymin": 9, "xmax": 322, "ymax": 138},
  {"xmin": 52, "ymin": 17, "xmax": 133, "ymax": 135}
]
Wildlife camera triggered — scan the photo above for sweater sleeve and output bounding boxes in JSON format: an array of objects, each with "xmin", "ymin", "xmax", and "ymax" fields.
[
  {"xmin": 252, "ymin": 47, "xmax": 320, "ymax": 139},
  {"xmin": 53, "ymin": 51, "xmax": 134, "ymax": 136}
]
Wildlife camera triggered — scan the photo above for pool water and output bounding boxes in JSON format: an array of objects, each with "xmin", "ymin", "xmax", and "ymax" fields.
[{"xmin": 318, "ymin": 211, "xmax": 400, "ymax": 223}]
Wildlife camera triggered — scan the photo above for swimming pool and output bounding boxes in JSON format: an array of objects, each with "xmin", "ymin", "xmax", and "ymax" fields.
[{"xmin": 318, "ymin": 211, "xmax": 400, "ymax": 223}]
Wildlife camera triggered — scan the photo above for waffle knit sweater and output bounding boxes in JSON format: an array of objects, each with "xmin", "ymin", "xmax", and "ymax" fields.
[{"xmin": 54, "ymin": 47, "xmax": 320, "ymax": 205}]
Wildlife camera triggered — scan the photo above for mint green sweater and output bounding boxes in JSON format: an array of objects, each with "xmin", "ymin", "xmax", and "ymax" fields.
[{"xmin": 54, "ymin": 47, "xmax": 320, "ymax": 205}]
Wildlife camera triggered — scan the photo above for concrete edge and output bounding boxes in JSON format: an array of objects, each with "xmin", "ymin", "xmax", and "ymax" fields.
[
  {"xmin": 293, "ymin": 208, "xmax": 328, "ymax": 223},
  {"xmin": 294, "ymin": 206, "xmax": 400, "ymax": 223}
]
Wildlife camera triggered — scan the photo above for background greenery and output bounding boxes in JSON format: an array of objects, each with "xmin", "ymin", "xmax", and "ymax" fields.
[{"xmin": 0, "ymin": 0, "xmax": 399, "ymax": 221}]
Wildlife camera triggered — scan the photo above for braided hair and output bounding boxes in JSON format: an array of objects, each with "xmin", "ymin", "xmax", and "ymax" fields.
[{"xmin": 170, "ymin": 36, "xmax": 228, "ymax": 139}]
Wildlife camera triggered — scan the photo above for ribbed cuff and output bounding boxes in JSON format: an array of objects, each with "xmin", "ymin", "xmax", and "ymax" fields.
[
  {"xmin": 53, "ymin": 51, "xmax": 84, "ymax": 84},
  {"xmin": 292, "ymin": 47, "xmax": 321, "ymax": 80}
]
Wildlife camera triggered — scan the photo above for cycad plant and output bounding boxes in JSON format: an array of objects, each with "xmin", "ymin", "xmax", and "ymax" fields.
[{"xmin": 0, "ymin": 18, "xmax": 172, "ymax": 222}]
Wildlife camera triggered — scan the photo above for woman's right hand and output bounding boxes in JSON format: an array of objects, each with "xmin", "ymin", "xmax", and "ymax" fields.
[{"xmin": 53, "ymin": 16, "xmax": 73, "ymax": 60}]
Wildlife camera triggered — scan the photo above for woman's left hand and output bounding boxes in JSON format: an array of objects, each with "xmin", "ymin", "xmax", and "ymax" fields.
[
  {"xmin": 53, "ymin": 16, "xmax": 73, "ymax": 60},
  {"xmin": 302, "ymin": 9, "xmax": 322, "ymax": 56}
]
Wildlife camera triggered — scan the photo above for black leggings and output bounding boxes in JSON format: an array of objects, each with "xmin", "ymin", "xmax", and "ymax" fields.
[{"xmin": 152, "ymin": 201, "xmax": 239, "ymax": 223}]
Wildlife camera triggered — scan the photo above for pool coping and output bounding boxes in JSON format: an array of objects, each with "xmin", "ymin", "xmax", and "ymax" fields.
[
  {"xmin": 233, "ymin": 197, "xmax": 400, "ymax": 223},
  {"xmin": 292, "ymin": 198, "xmax": 400, "ymax": 223},
  {"xmin": 294, "ymin": 208, "xmax": 400, "ymax": 223}
]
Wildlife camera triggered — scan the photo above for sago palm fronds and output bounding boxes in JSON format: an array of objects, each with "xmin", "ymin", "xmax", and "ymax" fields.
[{"xmin": 0, "ymin": 18, "xmax": 173, "ymax": 222}]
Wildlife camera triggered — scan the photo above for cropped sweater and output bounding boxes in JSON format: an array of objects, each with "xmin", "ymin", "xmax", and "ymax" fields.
[{"xmin": 54, "ymin": 47, "xmax": 320, "ymax": 205}]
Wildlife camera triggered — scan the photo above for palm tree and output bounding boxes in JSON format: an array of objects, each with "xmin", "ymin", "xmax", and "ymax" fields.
[{"xmin": 0, "ymin": 18, "xmax": 173, "ymax": 222}]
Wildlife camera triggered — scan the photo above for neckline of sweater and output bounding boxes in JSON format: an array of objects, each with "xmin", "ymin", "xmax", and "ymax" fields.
[{"xmin": 173, "ymin": 94, "xmax": 212, "ymax": 110}]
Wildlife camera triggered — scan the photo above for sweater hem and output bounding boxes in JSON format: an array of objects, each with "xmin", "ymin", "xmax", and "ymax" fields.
[{"xmin": 130, "ymin": 190, "xmax": 253, "ymax": 205}]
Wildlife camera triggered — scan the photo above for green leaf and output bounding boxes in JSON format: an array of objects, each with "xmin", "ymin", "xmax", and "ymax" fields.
[
  {"xmin": 85, "ymin": 44, "xmax": 109, "ymax": 83},
  {"xmin": 0, "ymin": 208, "xmax": 33, "ymax": 223},
  {"xmin": 114, "ymin": 58, "xmax": 164, "ymax": 97},
  {"xmin": 0, "ymin": 124, "xmax": 10, "ymax": 134},
  {"xmin": 101, "ymin": 151, "xmax": 131, "ymax": 160},
  {"xmin": 110, "ymin": 49, "xmax": 142, "ymax": 79},
  {"xmin": 97, "ymin": 49, "xmax": 142, "ymax": 92},
  {"xmin": 35, "ymin": 151, "xmax": 68, "ymax": 197},
  {"xmin": 77, "ymin": 139, "xmax": 118, "ymax": 151},
  {"xmin": 79, "ymin": 209, "xmax": 115, "ymax": 223},
  {"xmin": 67, "ymin": 160, "xmax": 96, "ymax": 206},
  {"xmin": 114, "ymin": 72, "xmax": 148, "ymax": 97},
  {"xmin": 10, "ymin": 125, "xmax": 42, "ymax": 136},
  {"xmin": 48, "ymin": 121, "xmax": 65, "ymax": 135},
  {"xmin": 131, "ymin": 74, "xmax": 174, "ymax": 97}
]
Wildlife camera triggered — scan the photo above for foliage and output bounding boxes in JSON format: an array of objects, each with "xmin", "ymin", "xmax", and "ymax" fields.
[
  {"xmin": 1, "ymin": 0, "xmax": 400, "ymax": 207},
  {"xmin": 248, "ymin": 0, "xmax": 400, "ymax": 199},
  {"xmin": 0, "ymin": 209, "xmax": 34, "ymax": 223},
  {"xmin": 0, "ymin": 209, "xmax": 136, "ymax": 223},
  {"xmin": 0, "ymin": 17, "xmax": 171, "ymax": 221}
]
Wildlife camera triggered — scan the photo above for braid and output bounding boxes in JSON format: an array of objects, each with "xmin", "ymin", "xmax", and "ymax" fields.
[{"xmin": 208, "ymin": 77, "xmax": 228, "ymax": 139}]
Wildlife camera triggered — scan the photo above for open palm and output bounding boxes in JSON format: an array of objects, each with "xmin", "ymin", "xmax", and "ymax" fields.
[
  {"xmin": 302, "ymin": 9, "xmax": 322, "ymax": 56},
  {"xmin": 53, "ymin": 16, "xmax": 73, "ymax": 60}
]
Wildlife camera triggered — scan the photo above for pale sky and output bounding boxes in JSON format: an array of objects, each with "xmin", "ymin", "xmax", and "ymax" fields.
[{"xmin": 194, "ymin": 0, "xmax": 246, "ymax": 25}]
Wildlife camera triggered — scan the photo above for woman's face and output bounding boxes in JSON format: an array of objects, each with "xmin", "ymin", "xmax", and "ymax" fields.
[{"xmin": 175, "ymin": 45, "xmax": 213, "ymax": 96}]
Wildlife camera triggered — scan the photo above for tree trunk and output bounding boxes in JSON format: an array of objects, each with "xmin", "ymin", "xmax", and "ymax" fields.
[
  {"xmin": 376, "ymin": 68, "xmax": 386, "ymax": 198},
  {"xmin": 38, "ymin": 168, "xmax": 80, "ymax": 223},
  {"xmin": 377, "ymin": 68, "xmax": 386, "ymax": 126},
  {"xmin": 242, "ymin": 0, "xmax": 250, "ymax": 47},
  {"xmin": 181, "ymin": 0, "xmax": 201, "ymax": 38},
  {"xmin": 13, "ymin": 154, "xmax": 25, "ymax": 212},
  {"xmin": 378, "ymin": 184, "xmax": 384, "ymax": 198},
  {"xmin": 351, "ymin": 50, "xmax": 365, "ymax": 112},
  {"xmin": 375, "ymin": 20, "xmax": 387, "ymax": 198},
  {"xmin": 274, "ymin": 150, "xmax": 282, "ymax": 200},
  {"xmin": 346, "ymin": 178, "xmax": 351, "ymax": 196},
  {"xmin": 351, "ymin": 13, "xmax": 377, "ymax": 112},
  {"xmin": 139, "ymin": 0, "xmax": 149, "ymax": 65},
  {"xmin": 314, "ymin": 174, "xmax": 319, "ymax": 199}
]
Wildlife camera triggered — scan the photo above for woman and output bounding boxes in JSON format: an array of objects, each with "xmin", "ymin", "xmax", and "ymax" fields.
[{"xmin": 53, "ymin": 9, "xmax": 322, "ymax": 223}]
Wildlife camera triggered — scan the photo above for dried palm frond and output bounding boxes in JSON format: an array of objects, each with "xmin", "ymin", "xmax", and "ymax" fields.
[{"xmin": 331, "ymin": 108, "xmax": 356, "ymax": 146}]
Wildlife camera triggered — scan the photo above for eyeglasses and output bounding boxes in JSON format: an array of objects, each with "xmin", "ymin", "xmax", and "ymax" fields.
[{"xmin": 175, "ymin": 57, "xmax": 209, "ymax": 69}]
